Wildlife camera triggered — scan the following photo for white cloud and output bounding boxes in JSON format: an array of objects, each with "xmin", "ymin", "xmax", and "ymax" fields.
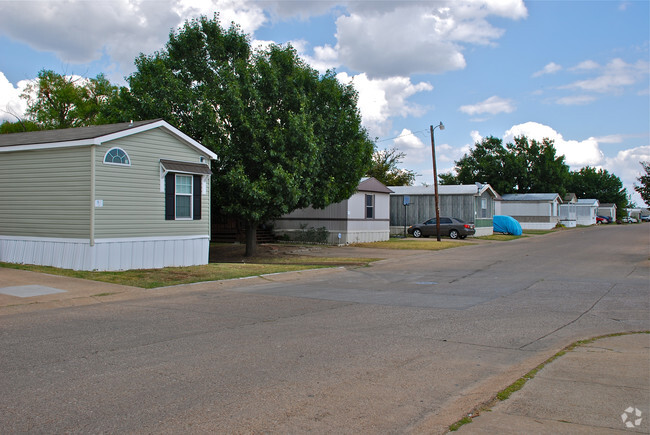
[
  {"xmin": 556, "ymin": 95, "xmax": 596, "ymax": 105},
  {"xmin": 0, "ymin": 73, "xmax": 30, "ymax": 122},
  {"xmin": 0, "ymin": 1, "xmax": 268, "ymax": 78},
  {"xmin": 503, "ymin": 122, "xmax": 605, "ymax": 168},
  {"xmin": 293, "ymin": 41, "xmax": 340, "ymax": 74},
  {"xmin": 604, "ymin": 146, "xmax": 650, "ymax": 206},
  {"xmin": 337, "ymin": 72, "xmax": 433, "ymax": 138},
  {"xmin": 533, "ymin": 62, "xmax": 562, "ymax": 77},
  {"xmin": 563, "ymin": 58, "xmax": 649, "ymax": 94},
  {"xmin": 334, "ymin": 0, "xmax": 526, "ymax": 78},
  {"xmin": 459, "ymin": 96, "xmax": 515, "ymax": 116},
  {"xmin": 570, "ymin": 60, "xmax": 600, "ymax": 71}
]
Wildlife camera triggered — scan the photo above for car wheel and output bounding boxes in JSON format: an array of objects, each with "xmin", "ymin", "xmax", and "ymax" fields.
[
  {"xmin": 449, "ymin": 229, "xmax": 459, "ymax": 239},
  {"xmin": 413, "ymin": 228, "xmax": 422, "ymax": 238}
]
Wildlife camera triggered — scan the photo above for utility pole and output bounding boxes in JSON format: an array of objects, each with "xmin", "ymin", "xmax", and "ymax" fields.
[{"xmin": 430, "ymin": 122, "xmax": 444, "ymax": 242}]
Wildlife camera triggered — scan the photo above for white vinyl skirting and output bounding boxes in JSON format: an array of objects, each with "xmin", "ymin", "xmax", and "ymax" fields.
[{"xmin": 0, "ymin": 235, "xmax": 210, "ymax": 271}]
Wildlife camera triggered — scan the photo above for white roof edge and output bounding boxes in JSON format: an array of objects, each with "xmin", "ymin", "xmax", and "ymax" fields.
[
  {"xmin": 0, "ymin": 139, "xmax": 97, "ymax": 152},
  {"xmin": 0, "ymin": 120, "xmax": 218, "ymax": 160},
  {"xmin": 98, "ymin": 120, "xmax": 218, "ymax": 160}
]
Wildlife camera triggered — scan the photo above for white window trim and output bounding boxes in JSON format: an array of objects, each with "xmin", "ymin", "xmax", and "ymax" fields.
[
  {"xmin": 175, "ymin": 174, "xmax": 193, "ymax": 220},
  {"xmin": 365, "ymin": 194, "xmax": 375, "ymax": 219},
  {"xmin": 103, "ymin": 147, "xmax": 131, "ymax": 166}
]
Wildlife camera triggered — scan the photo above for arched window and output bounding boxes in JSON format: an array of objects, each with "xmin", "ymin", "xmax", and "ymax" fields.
[{"xmin": 104, "ymin": 147, "xmax": 131, "ymax": 166}]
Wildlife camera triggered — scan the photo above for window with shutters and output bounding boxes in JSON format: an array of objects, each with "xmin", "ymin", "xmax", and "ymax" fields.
[
  {"xmin": 175, "ymin": 175, "xmax": 192, "ymax": 219},
  {"xmin": 165, "ymin": 173, "xmax": 202, "ymax": 221}
]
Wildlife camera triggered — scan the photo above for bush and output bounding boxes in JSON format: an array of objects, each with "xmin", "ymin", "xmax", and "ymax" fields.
[{"xmin": 293, "ymin": 224, "xmax": 330, "ymax": 244}]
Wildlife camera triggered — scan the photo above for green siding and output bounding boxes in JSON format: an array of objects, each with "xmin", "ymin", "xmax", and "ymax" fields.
[
  {"xmin": 0, "ymin": 146, "xmax": 91, "ymax": 238},
  {"xmin": 390, "ymin": 194, "xmax": 476, "ymax": 226},
  {"xmin": 475, "ymin": 218, "xmax": 493, "ymax": 228},
  {"xmin": 94, "ymin": 128, "xmax": 211, "ymax": 238}
]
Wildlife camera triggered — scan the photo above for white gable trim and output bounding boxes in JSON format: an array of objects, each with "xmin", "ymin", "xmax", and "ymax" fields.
[{"xmin": 0, "ymin": 120, "xmax": 218, "ymax": 160}]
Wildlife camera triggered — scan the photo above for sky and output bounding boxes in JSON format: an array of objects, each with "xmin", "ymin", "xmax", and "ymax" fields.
[{"xmin": 1, "ymin": 0, "xmax": 648, "ymax": 205}]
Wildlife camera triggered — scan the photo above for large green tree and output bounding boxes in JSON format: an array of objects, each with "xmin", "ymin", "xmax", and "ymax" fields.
[
  {"xmin": 634, "ymin": 161, "xmax": 650, "ymax": 207},
  {"xmin": 21, "ymin": 69, "xmax": 118, "ymax": 129},
  {"xmin": 439, "ymin": 136, "xmax": 569, "ymax": 195},
  {"xmin": 366, "ymin": 147, "xmax": 417, "ymax": 186},
  {"xmin": 566, "ymin": 166, "xmax": 628, "ymax": 212},
  {"xmin": 108, "ymin": 15, "xmax": 373, "ymax": 255}
]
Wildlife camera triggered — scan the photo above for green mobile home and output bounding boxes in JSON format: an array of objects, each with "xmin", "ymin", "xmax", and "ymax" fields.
[
  {"xmin": 0, "ymin": 120, "xmax": 217, "ymax": 271},
  {"xmin": 389, "ymin": 183, "xmax": 498, "ymax": 236}
]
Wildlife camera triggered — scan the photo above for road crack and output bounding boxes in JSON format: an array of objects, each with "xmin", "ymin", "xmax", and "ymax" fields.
[{"xmin": 518, "ymin": 283, "xmax": 616, "ymax": 350}]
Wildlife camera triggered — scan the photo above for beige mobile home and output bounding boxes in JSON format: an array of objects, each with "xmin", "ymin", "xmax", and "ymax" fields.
[
  {"xmin": 497, "ymin": 193, "xmax": 563, "ymax": 230},
  {"xmin": 0, "ymin": 120, "xmax": 217, "ymax": 271},
  {"xmin": 273, "ymin": 177, "xmax": 392, "ymax": 244}
]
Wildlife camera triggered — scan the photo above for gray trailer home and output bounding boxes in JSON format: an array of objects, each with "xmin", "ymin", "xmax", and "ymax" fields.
[
  {"xmin": 575, "ymin": 198, "xmax": 599, "ymax": 225},
  {"xmin": 389, "ymin": 183, "xmax": 498, "ymax": 237},
  {"xmin": 497, "ymin": 193, "xmax": 562, "ymax": 230},
  {"xmin": 0, "ymin": 120, "xmax": 217, "ymax": 271},
  {"xmin": 273, "ymin": 177, "xmax": 392, "ymax": 244}
]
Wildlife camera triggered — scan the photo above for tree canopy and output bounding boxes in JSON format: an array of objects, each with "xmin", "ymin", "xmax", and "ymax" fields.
[
  {"xmin": 566, "ymin": 166, "xmax": 628, "ymax": 212},
  {"xmin": 634, "ymin": 161, "xmax": 650, "ymax": 207},
  {"xmin": 366, "ymin": 147, "xmax": 417, "ymax": 186},
  {"xmin": 21, "ymin": 69, "xmax": 118, "ymax": 129},
  {"xmin": 440, "ymin": 135, "xmax": 569, "ymax": 196},
  {"xmin": 108, "ymin": 15, "xmax": 373, "ymax": 255}
]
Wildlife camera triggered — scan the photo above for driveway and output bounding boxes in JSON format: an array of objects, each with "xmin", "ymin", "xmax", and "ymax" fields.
[{"xmin": 0, "ymin": 225, "xmax": 648, "ymax": 433}]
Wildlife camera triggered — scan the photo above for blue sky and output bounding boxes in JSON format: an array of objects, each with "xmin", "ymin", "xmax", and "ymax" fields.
[{"xmin": 0, "ymin": 0, "xmax": 648, "ymax": 204}]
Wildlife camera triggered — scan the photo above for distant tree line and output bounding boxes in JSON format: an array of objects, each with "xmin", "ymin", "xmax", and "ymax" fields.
[{"xmin": 439, "ymin": 136, "xmax": 632, "ymax": 213}]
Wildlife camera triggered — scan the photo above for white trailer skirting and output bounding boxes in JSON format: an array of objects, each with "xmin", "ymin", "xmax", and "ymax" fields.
[{"xmin": 0, "ymin": 235, "xmax": 209, "ymax": 271}]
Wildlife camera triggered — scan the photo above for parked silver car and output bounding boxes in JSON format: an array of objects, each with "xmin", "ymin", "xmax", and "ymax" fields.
[{"xmin": 408, "ymin": 217, "xmax": 475, "ymax": 239}]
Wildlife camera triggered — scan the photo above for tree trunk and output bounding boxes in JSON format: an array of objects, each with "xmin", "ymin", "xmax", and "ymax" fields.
[{"xmin": 245, "ymin": 222, "xmax": 257, "ymax": 257}]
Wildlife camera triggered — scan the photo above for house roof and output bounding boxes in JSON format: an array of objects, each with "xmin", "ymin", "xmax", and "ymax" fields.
[
  {"xmin": 598, "ymin": 203, "xmax": 616, "ymax": 208},
  {"xmin": 160, "ymin": 159, "xmax": 212, "ymax": 175},
  {"xmin": 564, "ymin": 193, "xmax": 578, "ymax": 203},
  {"xmin": 501, "ymin": 193, "xmax": 562, "ymax": 202},
  {"xmin": 576, "ymin": 198, "xmax": 600, "ymax": 206},
  {"xmin": 0, "ymin": 119, "xmax": 218, "ymax": 160},
  {"xmin": 358, "ymin": 177, "xmax": 393, "ymax": 194},
  {"xmin": 389, "ymin": 183, "xmax": 498, "ymax": 197}
]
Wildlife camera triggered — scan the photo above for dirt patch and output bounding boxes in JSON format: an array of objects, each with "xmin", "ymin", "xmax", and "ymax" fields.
[{"xmin": 209, "ymin": 243, "xmax": 355, "ymax": 264}]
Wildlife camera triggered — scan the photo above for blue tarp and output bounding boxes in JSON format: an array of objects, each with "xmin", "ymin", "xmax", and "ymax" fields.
[{"xmin": 493, "ymin": 215, "xmax": 522, "ymax": 236}]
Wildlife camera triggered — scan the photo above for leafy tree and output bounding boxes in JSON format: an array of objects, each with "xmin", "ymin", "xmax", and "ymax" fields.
[
  {"xmin": 109, "ymin": 15, "xmax": 373, "ymax": 255},
  {"xmin": 634, "ymin": 161, "xmax": 650, "ymax": 206},
  {"xmin": 439, "ymin": 135, "xmax": 569, "ymax": 196},
  {"xmin": 21, "ymin": 69, "xmax": 118, "ymax": 129},
  {"xmin": 439, "ymin": 136, "xmax": 517, "ymax": 194},
  {"xmin": 566, "ymin": 166, "xmax": 628, "ymax": 213},
  {"xmin": 507, "ymin": 136, "xmax": 569, "ymax": 196},
  {"xmin": 0, "ymin": 119, "xmax": 41, "ymax": 134},
  {"xmin": 366, "ymin": 147, "xmax": 417, "ymax": 186}
]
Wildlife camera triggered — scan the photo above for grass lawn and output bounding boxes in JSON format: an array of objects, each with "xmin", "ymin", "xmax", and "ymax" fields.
[
  {"xmin": 476, "ymin": 234, "xmax": 524, "ymax": 241},
  {"xmin": 0, "ymin": 243, "xmax": 378, "ymax": 289},
  {"xmin": 0, "ymin": 262, "xmax": 329, "ymax": 289},
  {"xmin": 350, "ymin": 237, "xmax": 469, "ymax": 250}
]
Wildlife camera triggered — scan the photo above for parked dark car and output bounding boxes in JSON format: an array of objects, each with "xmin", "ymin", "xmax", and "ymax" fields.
[{"xmin": 408, "ymin": 217, "xmax": 475, "ymax": 239}]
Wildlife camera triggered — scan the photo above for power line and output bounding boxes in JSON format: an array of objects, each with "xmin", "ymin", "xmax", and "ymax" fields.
[{"xmin": 376, "ymin": 128, "xmax": 429, "ymax": 143}]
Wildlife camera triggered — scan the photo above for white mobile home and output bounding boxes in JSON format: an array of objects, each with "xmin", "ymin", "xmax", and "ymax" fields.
[
  {"xmin": 497, "ymin": 193, "xmax": 562, "ymax": 230},
  {"xmin": 576, "ymin": 198, "xmax": 599, "ymax": 226},
  {"xmin": 273, "ymin": 177, "xmax": 392, "ymax": 244},
  {"xmin": 0, "ymin": 120, "xmax": 217, "ymax": 271}
]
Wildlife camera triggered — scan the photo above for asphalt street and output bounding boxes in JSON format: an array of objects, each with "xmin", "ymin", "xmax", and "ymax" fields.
[{"xmin": 0, "ymin": 225, "xmax": 648, "ymax": 433}]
